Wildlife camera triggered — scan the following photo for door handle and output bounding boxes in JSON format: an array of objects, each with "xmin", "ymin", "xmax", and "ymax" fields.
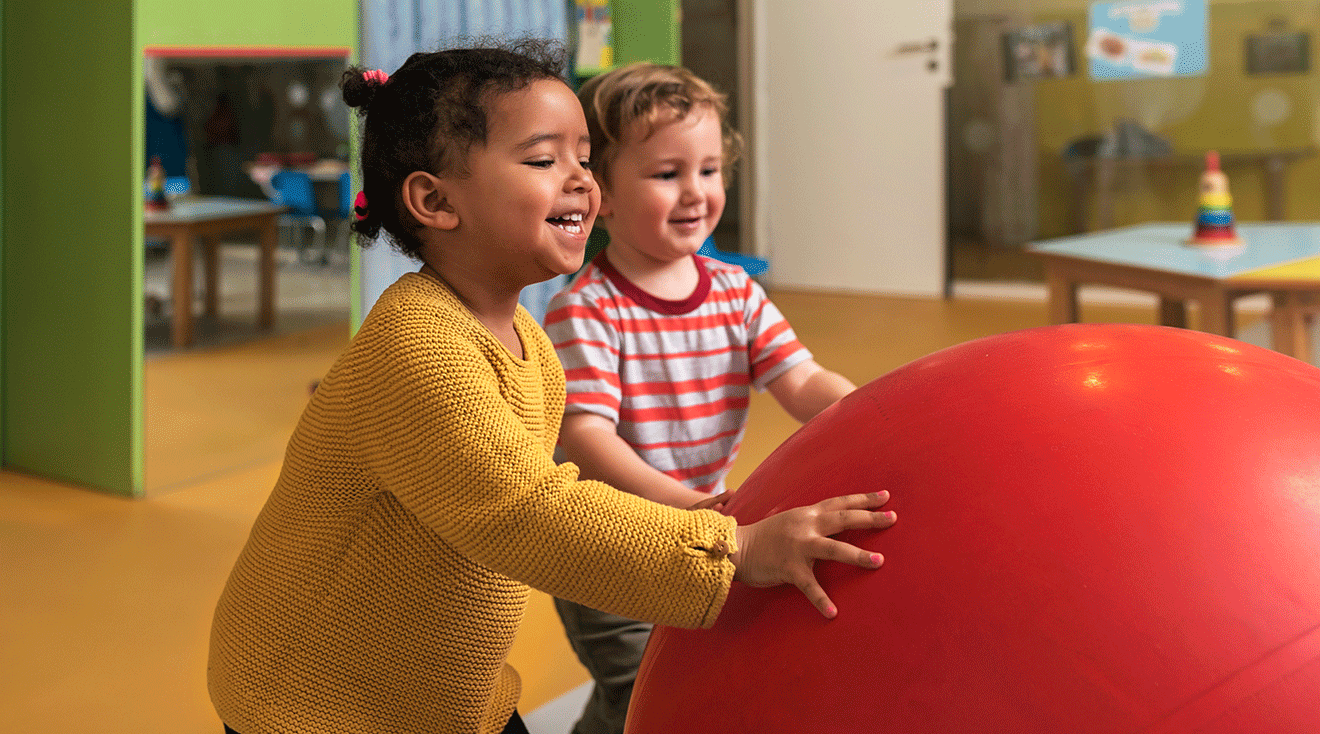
[{"xmin": 893, "ymin": 39, "xmax": 939, "ymax": 55}]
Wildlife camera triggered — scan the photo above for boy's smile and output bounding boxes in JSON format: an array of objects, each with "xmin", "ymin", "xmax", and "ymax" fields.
[{"xmin": 443, "ymin": 78, "xmax": 600, "ymax": 286}]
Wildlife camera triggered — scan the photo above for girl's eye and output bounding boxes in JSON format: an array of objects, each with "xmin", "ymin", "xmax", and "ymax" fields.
[
  {"xmin": 526, "ymin": 159, "xmax": 554, "ymax": 169},
  {"xmin": 580, "ymin": 158, "xmax": 593, "ymax": 170}
]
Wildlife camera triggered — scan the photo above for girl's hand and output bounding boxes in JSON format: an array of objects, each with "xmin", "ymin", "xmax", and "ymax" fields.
[
  {"xmin": 730, "ymin": 491, "xmax": 896, "ymax": 619},
  {"xmin": 688, "ymin": 491, "xmax": 731, "ymax": 513}
]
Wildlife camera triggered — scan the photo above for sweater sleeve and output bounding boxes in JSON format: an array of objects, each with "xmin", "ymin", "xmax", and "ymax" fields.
[{"xmin": 349, "ymin": 305, "xmax": 737, "ymax": 629}]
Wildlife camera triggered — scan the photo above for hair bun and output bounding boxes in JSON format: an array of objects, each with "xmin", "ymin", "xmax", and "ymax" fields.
[{"xmin": 341, "ymin": 66, "xmax": 383, "ymax": 110}]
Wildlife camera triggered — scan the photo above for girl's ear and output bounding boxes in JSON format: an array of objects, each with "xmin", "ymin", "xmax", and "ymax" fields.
[{"xmin": 401, "ymin": 171, "xmax": 459, "ymax": 231}]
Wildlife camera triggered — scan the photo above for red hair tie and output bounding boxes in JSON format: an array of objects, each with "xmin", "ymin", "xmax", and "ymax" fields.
[
  {"xmin": 363, "ymin": 69, "xmax": 388, "ymax": 85},
  {"xmin": 354, "ymin": 191, "xmax": 369, "ymax": 221}
]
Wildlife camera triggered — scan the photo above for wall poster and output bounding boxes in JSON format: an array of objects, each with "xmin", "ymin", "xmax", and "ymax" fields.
[{"xmin": 1087, "ymin": 1, "xmax": 1208, "ymax": 80}]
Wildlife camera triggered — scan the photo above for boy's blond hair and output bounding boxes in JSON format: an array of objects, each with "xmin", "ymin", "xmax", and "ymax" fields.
[{"xmin": 578, "ymin": 62, "xmax": 743, "ymax": 188}]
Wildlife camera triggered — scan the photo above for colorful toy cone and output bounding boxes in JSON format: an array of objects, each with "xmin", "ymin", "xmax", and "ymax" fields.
[{"xmin": 1186, "ymin": 150, "xmax": 1242, "ymax": 247}]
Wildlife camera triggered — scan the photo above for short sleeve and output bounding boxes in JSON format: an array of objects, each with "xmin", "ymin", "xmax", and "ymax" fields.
[
  {"xmin": 742, "ymin": 277, "xmax": 812, "ymax": 391},
  {"xmin": 544, "ymin": 288, "xmax": 624, "ymax": 424}
]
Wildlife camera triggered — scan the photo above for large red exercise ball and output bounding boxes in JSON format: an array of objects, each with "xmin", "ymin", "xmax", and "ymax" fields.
[{"xmin": 627, "ymin": 324, "xmax": 1320, "ymax": 734}]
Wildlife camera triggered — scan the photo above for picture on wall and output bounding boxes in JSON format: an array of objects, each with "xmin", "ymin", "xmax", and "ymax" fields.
[
  {"xmin": 1087, "ymin": 0, "xmax": 1208, "ymax": 80},
  {"xmin": 1002, "ymin": 22, "xmax": 1076, "ymax": 82},
  {"xmin": 1245, "ymin": 31, "xmax": 1310, "ymax": 75}
]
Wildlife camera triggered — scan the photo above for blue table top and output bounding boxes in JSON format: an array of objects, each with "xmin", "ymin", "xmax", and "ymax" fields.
[{"xmin": 1027, "ymin": 222, "xmax": 1320, "ymax": 279}]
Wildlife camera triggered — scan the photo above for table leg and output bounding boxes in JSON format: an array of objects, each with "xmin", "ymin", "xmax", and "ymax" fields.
[
  {"xmin": 1066, "ymin": 159, "xmax": 1090, "ymax": 234},
  {"xmin": 1096, "ymin": 157, "xmax": 1116, "ymax": 230},
  {"xmin": 1157, "ymin": 297, "xmax": 1186, "ymax": 328},
  {"xmin": 170, "ymin": 232, "xmax": 193, "ymax": 348},
  {"xmin": 1046, "ymin": 270, "xmax": 1080, "ymax": 325},
  {"xmin": 202, "ymin": 235, "xmax": 220, "ymax": 319},
  {"xmin": 1263, "ymin": 155, "xmax": 1286, "ymax": 222},
  {"xmin": 258, "ymin": 219, "xmax": 276, "ymax": 330},
  {"xmin": 1197, "ymin": 293, "xmax": 1233, "ymax": 337},
  {"xmin": 1270, "ymin": 292, "xmax": 1312, "ymax": 361}
]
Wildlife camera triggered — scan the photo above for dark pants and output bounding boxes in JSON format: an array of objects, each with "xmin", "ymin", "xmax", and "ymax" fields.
[
  {"xmin": 224, "ymin": 711, "xmax": 529, "ymax": 734},
  {"xmin": 553, "ymin": 597, "xmax": 654, "ymax": 734}
]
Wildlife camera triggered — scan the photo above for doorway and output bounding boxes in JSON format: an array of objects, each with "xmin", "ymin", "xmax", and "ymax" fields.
[
  {"xmin": 681, "ymin": 0, "xmax": 745, "ymax": 255},
  {"xmin": 142, "ymin": 50, "xmax": 354, "ymax": 494}
]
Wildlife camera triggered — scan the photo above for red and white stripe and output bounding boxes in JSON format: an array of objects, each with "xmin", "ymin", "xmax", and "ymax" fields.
[{"xmin": 545, "ymin": 254, "xmax": 810, "ymax": 493}]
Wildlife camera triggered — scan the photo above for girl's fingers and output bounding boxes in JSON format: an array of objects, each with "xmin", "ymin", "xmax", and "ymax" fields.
[
  {"xmin": 811, "ymin": 537, "xmax": 885, "ymax": 568},
  {"xmin": 811, "ymin": 490, "xmax": 890, "ymax": 512},
  {"xmin": 795, "ymin": 574, "xmax": 839, "ymax": 619},
  {"xmin": 818, "ymin": 507, "xmax": 897, "ymax": 536}
]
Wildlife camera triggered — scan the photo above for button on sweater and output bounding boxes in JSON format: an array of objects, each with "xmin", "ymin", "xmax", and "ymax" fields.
[{"xmin": 208, "ymin": 273, "xmax": 739, "ymax": 734}]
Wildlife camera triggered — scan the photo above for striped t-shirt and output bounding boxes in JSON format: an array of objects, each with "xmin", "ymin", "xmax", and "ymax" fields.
[{"xmin": 544, "ymin": 254, "xmax": 811, "ymax": 494}]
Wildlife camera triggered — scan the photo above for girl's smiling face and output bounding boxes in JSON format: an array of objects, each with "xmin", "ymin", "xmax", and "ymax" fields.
[
  {"xmin": 598, "ymin": 107, "xmax": 726, "ymax": 266},
  {"xmin": 443, "ymin": 78, "xmax": 600, "ymax": 286}
]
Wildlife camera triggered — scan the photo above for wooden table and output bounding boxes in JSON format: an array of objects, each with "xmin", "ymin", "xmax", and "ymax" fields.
[
  {"xmin": 145, "ymin": 197, "xmax": 285, "ymax": 348},
  {"xmin": 1063, "ymin": 148, "xmax": 1316, "ymax": 234},
  {"xmin": 1028, "ymin": 222, "xmax": 1320, "ymax": 361}
]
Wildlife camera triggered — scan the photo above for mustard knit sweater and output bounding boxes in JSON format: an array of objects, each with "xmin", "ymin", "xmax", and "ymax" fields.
[{"xmin": 208, "ymin": 273, "xmax": 739, "ymax": 734}]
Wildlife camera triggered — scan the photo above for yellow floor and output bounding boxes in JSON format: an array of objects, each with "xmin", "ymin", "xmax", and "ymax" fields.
[{"xmin": 1, "ymin": 289, "xmax": 1171, "ymax": 733}]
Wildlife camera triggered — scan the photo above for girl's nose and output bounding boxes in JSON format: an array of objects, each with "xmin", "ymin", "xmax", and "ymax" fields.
[{"xmin": 566, "ymin": 162, "xmax": 594, "ymax": 193}]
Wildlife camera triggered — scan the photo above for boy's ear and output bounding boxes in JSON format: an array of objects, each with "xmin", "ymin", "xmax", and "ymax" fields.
[
  {"xmin": 401, "ymin": 171, "xmax": 459, "ymax": 231},
  {"xmin": 597, "ymin": 188, "xmax": 614, "ymax": 220}
]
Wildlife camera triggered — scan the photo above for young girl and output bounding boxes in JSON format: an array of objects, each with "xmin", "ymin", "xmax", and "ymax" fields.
[
  {"xmin": 207, "ymin": 41, "xmax": 895, "ymax": 734},
  {"xmin": 543, "ymin": 63, "xmax": 861, "ymax": 734}
]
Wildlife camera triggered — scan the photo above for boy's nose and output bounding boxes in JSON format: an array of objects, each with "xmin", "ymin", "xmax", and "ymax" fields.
[{"xmin": 679, "ymin": 177, "xmax": 703, "ymax": 203}]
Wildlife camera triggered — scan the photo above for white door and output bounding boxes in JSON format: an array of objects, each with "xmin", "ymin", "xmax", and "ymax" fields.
[{"xmin": 752, "ymin": 0, "xmax": 950, "ymax": 296}]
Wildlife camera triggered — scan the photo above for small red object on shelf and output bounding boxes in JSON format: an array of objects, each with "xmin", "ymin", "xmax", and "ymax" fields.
[{"xmin": 144, "ymin": 155, "xmax": 170, "ymax": 212}]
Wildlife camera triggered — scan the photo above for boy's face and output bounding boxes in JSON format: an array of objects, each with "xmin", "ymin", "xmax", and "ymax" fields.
[
  {"xmin": 443, "ymin": 79, "xmax": 599, "ymax": 285},
  {"xmin": 599, "ymin": 108, "xmax": 725, "ymax": 264}
]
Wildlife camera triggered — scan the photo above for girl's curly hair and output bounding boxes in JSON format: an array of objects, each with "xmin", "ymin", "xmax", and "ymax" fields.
[{"xmin": 340, "ymin": 38, "xmax": 567, "ymax": 259}]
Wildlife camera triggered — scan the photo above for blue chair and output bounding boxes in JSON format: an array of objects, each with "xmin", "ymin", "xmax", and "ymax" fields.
[
  {"xmin": 698, "ymin": 235, "xmax": 769, "ymax": 277},
  {"xmin": 164, "ymin": 175, "xmax": 191, "ymax": 198},
  {"xmin": 270, "ymin": 170, "xmax": 326, "ymax": 262}
]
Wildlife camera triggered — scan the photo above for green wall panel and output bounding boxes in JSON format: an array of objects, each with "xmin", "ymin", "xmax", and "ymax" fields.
[
  {"xmin": 1, "ymin": 0, "xmax": 6, "ymax": 460},
  {"xmin": 137, "ymin": 0, "xmax": 356, "ymax": 49},
  {"xmin": 0, "ymin": 0, "xmax": 356, "ymax": 496},
  {"xmin": 3, "ymin": 0, "xmax": 141, "ymax": 494},
  {"xmin": 613, "ymin": 0, "xmax": 680, "ymax": 66}
]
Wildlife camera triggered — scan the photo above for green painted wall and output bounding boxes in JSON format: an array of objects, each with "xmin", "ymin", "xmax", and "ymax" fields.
[
  {"xmin": 3, "ymin": 0, "xmax": 140, "ymax": 494},
  {"xmin": 0, "ymin": 0, "xmax": 355, "ymax": 497},
  {"xmin": 137, "ymin": 0, "xmax": 356, "ymax": 49},
  {"xmin": 1, "ymin": 0, "xmax": 6, "ymax": 461},
  {"xmin": 613, "ymin": 0, "xmax": 681, "ymax": 65}
]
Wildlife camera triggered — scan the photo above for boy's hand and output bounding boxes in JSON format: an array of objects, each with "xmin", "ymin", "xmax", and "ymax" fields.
[
  {"xmin": 688, "ymin": 491, "xmax": 731, "ymax": 513},
  {"xmin": 730, "ymin": 491, "xmax": 895, "ymax": 619}
]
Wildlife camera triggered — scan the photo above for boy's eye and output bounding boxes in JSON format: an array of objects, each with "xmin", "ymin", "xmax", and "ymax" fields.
[
  {"xmin": 653, "ymin": 170, "xmax": 678, "ymax": 180},
  {"xmin": 702, "ymin": 167, "xmax": 720, "ymax": 177}
]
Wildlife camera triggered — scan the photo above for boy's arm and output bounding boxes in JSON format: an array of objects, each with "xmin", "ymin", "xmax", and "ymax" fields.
[
  {"xmin": 766, "ymin": 359, "xmax": 857, "ymax": 423},
  {"xmin": 560, "ymin": 412, "xmax": 715, "ymax": 509}
]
